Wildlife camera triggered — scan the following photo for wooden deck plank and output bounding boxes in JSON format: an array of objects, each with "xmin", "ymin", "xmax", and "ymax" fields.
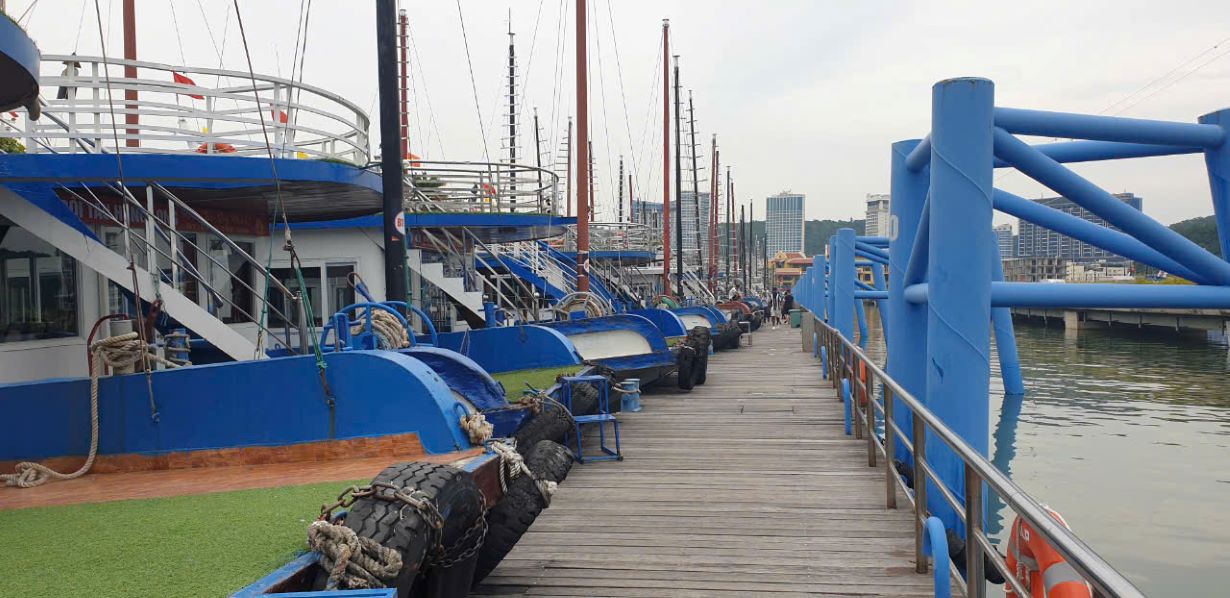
[{"xmin": 472, "ymin": 327, "xmax": 939, "ymax": 597}]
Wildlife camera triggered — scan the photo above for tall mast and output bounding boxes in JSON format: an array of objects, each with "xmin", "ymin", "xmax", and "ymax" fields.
[
  {"xmin": 588, "ymin": 139, "xmax": 595, "ymax": 222},
  {"xmin": 618, "ymin": 156, "xmax": 625, "ymax": 223},
  {"xmin": 660, "ymin": 19, "xmax": 671, "ymax": 296},
  {"xmin": 629, "ymin": 171, "xmax": 634, "ymax": 227},
  {"xmin": 709, "ymin": 136, "xmax": 718, "ymax": 291},
  {"xmin": 376, "ymin": 0, "xmax": 407, "ymax": 303},
  {"xmin": 726, "ymin": 167, "xmax": 732, "ymax": 289},
  {"xmin": 574, "ymin": 0, "xmax": 590, "ymax": 291},
  {"xmin": 398, "ymin": 9, "xmax": 410, "ymax": 159},
  {"xmin": 533, "ymin": 108, "xmax": 544, "ymax": 211},
  {"xmin": 565, "ymin": 118, "xmax": 572, "ymax": 217},
  {"xmin": 123, "ymin": 0, "xmax": 138, "ymax": 147},
  {"xmin": 507, "ymin": 26, "xmax": 518, "ymax": 204},
  {"xmin": 687, "ymin": 90, "xmax": 701, "ymax": 271},
  {"xmin": 739, "ymin": 205, "xmax": 746, "ymax": 292},
  {"xmin": 672, "ymin": 56, "xmax": 683, "ymax": 295}
]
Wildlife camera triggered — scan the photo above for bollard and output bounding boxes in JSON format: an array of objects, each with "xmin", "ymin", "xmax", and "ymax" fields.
[{"xmin": 619, "ymin": 379, "xmax": 642, "ymax": 412}]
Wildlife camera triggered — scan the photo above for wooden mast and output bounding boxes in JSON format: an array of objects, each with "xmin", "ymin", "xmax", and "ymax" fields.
[
  {"xmin": 123, "ymin": 0, "xmax": 138, "ymax": 147},
  {"xmin": 575, "ymin": 0, "xmax": 590, "ymax": 291}
]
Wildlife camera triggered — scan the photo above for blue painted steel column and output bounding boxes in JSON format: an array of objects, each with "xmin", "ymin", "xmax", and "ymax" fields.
[
  {"xmin": 855, "ymin": 298, "xmax": 869, "ymax": 348},
  {"xmin": 926, "ymin": 78, "xmax": 995, "ymax": 532},
  {"xmin": 990, "ymin": 245, "xmax": 1025, "ymax": 395},
  {"xmin": 1199, "ymin": 108, "xmax": 1230, "ymax": 261},
  {"xmin": 832, "ymin": 228, "xmax": 856, "ymax": 339},
  {"xmin": 870, "ymin": 261, "xmax": 889, "ymax": 344},
  {"xmin": 826, "ymin": 237, "xmax": 837, "ymax": 323},
  {"xmin": 888, "ymin": 139, "xmax": 929, "ymax": 467}
]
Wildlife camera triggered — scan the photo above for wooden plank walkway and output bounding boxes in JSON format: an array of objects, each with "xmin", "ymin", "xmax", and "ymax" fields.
[{"xmin": 473, "ymin": 326, "xmax": 936, "ymax": 597}]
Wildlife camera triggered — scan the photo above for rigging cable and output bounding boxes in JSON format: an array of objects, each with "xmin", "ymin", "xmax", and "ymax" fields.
[
  {"xmin": 544, "ymin": 0, "xmax": 568, "ymax": 171},
  {"xmin": 604, "ymin": 0, "xmax": 640, "ymax": 203},
  {"xmin": 1101, "ymin": 35, "xmax": 1230, "ymax": 116},
  {"xmin": 71, "ymin": 0, "xmax": 88, "ymax": 53},
  {"xmin": 455, "ymin": 0, "xmax": 492, "ymax": 163},
  {"xmin": 406, "ymin": 14, "xmax": 448, "ymax": 159},
  {"xmin": 591, "ymin": 5, "xmax": 616, "ymax": 221}
]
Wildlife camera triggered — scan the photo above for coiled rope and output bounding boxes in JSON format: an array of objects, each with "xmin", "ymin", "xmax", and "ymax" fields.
[
  {"xmin": 307, "ymin": 520, "xmax": 403, "ymax": 590},
  {"xmin": 350, "ymin": 308, "xmax": 410, "ymax": 349},
  {"xmin": 488, "ymin": 440, "xmax": 558, "ymax": 506},
  {"xmin": 2, "ymin": 332, "xmax": 179, "ymax": 488}
]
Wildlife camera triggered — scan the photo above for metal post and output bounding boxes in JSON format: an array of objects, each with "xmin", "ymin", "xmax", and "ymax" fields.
[
  {"xmin": 927, "ymin": 77, "xmax": 995, "ymax": 533},
  {"xmin": 566, "ymin": 117, "xmax": 573, "ymax": 217},
  {"xmin": 866, "ymin": 369, "xmax": 877, "ymax": 468},
  {"xmin": 618, "ymin": 156, "xmax": 624, "ymax": 222},
  {"xmin": 1199, "ymin": 108, "xmax": 1230, "ymax": 261},
  {"xmin": 534, "ymin": 109, "xmax": 545, "ymax": 211},
  {"xmin": 725, "ymin": 167, "xmax": 732, "ymax": 287},
  {"xmin": 688, "ymin": 91, "xmax": 702, "ymax": 270},
  {"xmin": 912, "ymin": 412, "xmax": 928, "ymax": 574},
  {"xmin": 889, "ymin": 138, "xmax": 929, "ymax": 468},
  {"xmin": 884, "ymin": 386, "xmax": 897, "ymax": 509},
  {"xmin": 575, "ymin": 0, "xmax": 590, "ymax": 292},
  {"xmin": 376, "ymin": 0, "xmax": 408, "ymax": 304},
  {"xmin": 965, "ymin": 463, "xmax": 986, "ymax": 598}
]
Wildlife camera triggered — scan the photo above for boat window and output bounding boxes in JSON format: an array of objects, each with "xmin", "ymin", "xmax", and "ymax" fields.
[
  {"xmin": 0, "ymin": 222, "xmax": 79, "ymax": 343},
  {"xmin": 326, "ymin": 265, "xmax": 356, "ymax": 314},
  {"xmin": 268, "ymin": 267, "xmax": 321, "ymax": 328}
]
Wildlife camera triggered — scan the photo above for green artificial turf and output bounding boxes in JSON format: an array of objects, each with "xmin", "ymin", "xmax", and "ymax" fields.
[
  {"xmin": 0, "ymin": 478, "xmax": 365, "ymax": 598},
  {"xmin": 491, "ymin": 365, "xmax": 583, "ymax": 402}
]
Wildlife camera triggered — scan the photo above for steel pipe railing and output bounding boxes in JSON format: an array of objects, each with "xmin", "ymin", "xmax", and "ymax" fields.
[{"xmin": 813, "ymin": 317, "xmax": 1145, "ymax": 598}]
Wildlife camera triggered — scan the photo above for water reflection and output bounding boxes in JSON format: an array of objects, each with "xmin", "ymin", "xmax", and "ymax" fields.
[{"xmin": 861, "ymin": 315, "xmax": 1230, "ymax": 596}]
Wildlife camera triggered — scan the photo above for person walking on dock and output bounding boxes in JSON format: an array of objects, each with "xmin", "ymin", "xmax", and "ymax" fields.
[
  {"xmin": 782, "ymin": 289, "xmax": 794, "ymax": 319},
  {"xmin": 769, "ymin": 287, "xmax": 782, "ymax": 328}
]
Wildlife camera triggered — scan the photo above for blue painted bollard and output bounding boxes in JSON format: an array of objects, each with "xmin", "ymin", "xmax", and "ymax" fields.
[{"xmin": 619, "ymin": 379, "xmax": 642, "ymax": 412}]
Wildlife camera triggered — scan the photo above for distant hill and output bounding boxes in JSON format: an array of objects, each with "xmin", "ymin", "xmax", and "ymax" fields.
[{"xmin": 1170, "ymin": 215, "xmax": 1221, "ymax": 256}]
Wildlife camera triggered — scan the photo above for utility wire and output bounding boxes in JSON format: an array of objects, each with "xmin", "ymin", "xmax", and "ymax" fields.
[
  {"xmin": 1101, "ymin": 35, "xmax": 1230, "ymax": 115},
  {"xmin": 604, "ymin": 0, "xmax": 640, "ymax": 201}
]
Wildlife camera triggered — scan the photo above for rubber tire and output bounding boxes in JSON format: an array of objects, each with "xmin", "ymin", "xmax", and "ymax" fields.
[
  {"xmin": 569, "ymin": 382, "xmax": 599, "ymax": 416},
  {"xmin": 340, "ymin": 462, "xmax": 483, "ymax": 598},
  {"xmin": 694, "ymin": 348, "xmax": 709, "ymax": 385},
  {"xmin": 676, "ymin": 346, "xmax": 696, "ymax": 391},
  {"xmin": 687, "ymin": 327, "xmax": 712, "ymax": 386},
  {"xmin": 472, "ymin": 441, "xmax": 575, "ymax": 586},
  {"xmin": 512, "ymin": 402, "xmax": 571, "ymax": 454}
]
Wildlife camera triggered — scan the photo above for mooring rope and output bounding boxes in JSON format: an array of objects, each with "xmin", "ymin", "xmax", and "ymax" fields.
[
  {"xmin": 307, "ymin": 520, "xmax": 403, "ymax": 590},
  {"xmin": 488, "ymin": 440, "xmax": 557, "ymax": 506},
  {"xmin": 350, "ymin": 309, "xmax": 410, "ymax": 349},
  {"xmin": 2, "ymin": 333, "xmax": 180, "ymax": 488},
  {"xmin": 460, "ymin": 412, "xmax": 494, "ymax": 445}
]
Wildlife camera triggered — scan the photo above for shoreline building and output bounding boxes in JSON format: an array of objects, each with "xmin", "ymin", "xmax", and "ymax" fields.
[
  {"xmin": 994, "ymin": 223, "xmax": 1015, "ymax": 258},
  {"xmin": 766, "ymin": 191, "xmax": 805, "ymax": 255},
  {"xmin": 1017, "ymin": 193, "xmax": 1143, "ymax": 263},
  {"xmin": 864, "ymin": 194, "xmax": 891, "ymax": 238}
]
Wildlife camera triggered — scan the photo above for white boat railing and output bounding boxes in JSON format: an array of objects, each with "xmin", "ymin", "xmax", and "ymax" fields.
[
  {"xmin": 405, "ymin": 159, "xmax": 560, "ymax": 215},
  {"xmin": 4, "ymin": 55, "xmax": 369, "ymax": 164}
]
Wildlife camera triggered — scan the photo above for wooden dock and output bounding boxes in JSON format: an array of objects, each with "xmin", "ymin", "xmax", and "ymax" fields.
[{"xmin": 473, "ymin": 326, "xmax": 936, "ymax": 597}]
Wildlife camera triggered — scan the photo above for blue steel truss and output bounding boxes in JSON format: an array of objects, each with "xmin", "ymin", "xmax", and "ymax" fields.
[{"xmin": 792, "ymin": 77, "xmax": 1230, "ymax": 534}]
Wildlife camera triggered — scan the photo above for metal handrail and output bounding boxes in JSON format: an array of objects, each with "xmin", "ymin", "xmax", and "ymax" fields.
[
  {"xmin": 813, "ymin": 317, "xmax": 1144, "ymax": 598},
  {"xmin": 404, "ymin": 159, "xmax": 560, "ymax": 215},
  {"xmin": 8, "ymin": 55, "xmax": 369, "ymax": 164}
]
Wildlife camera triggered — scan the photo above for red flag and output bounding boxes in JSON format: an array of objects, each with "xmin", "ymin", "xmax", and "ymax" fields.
[
  {"xmin": 271, "ymin": 107, "xmax": 288, "ymax": 124},
  {"xmin": 172, "ymin": 72, "xmax": 204, "ymax": 100}
]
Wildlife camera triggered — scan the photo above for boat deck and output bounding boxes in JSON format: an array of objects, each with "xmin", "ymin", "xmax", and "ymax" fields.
[{"xmin": 474, "ymin": 326, "xmax": 936, "ymax": 597}]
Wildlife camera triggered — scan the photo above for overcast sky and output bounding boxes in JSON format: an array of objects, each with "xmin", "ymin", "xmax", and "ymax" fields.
[{"xmin": 12, "ymin": 0, "xmax": 1230, "ymax": 227}]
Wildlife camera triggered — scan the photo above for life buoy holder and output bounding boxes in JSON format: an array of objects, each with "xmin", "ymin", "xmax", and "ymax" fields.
[{"xmin": 1006, "ymin": 507, "xmax": 1092, "ymax": 598}]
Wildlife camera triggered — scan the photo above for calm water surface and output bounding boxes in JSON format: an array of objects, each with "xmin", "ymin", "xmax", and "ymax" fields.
[{"xmin": 861, "ymin": 316, "xmax": 1230, "ymax": 596}]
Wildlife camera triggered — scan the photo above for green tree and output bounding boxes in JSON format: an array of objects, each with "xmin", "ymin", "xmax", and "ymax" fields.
[{"xmin": 0, "ymin": 137, "xmax": 25, "ymax": 154}]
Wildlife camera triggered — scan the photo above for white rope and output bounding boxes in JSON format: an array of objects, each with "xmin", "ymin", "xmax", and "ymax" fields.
[
  {"xmin": 307, "ymin": 520, "xmax": 403, "ymax": 590},
  {"xmin": 460, "ymin": 412, "xmax": 494, "ymax": 445},
  {"xmin": 2, "ymin": 332, "xmax": 180, "ymax": 488},
  {"xmin": 350, "ymin": 309, "xmax": 409, "ymax": 349}
]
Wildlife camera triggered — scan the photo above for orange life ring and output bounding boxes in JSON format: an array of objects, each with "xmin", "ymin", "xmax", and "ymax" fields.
[{"xmin": 1006, "ymin": 507, "xmax": 1092, "ymax": 598}]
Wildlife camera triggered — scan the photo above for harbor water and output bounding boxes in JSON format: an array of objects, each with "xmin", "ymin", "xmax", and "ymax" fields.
[{"xmin": 861, "ymin": 313, "xmax": 1230, "ymax": 596}]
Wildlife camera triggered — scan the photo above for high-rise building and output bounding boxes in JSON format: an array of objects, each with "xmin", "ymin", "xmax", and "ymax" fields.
[
  {"xmin": 865, "ymin": 194, "xmax": 891, "ymax": 237},
  {"xmin": 1016, "ymin": 193, "xmax": 1143, "ymax": 263},
  {"xmin": 678, "ymin": 190, "xmax": 711, "ymax": 266},
  {"xmin": 994, "ymin": 223, "xmax": 1014, "ymax": 258},
  {"xmin": 766, "ymin": 192, "xmax": 805, "ymax": 255}
]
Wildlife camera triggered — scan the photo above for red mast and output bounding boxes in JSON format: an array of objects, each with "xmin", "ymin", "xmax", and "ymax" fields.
[
  {"xmin": 123, "ymin": 0, "xmax": 138, "ymax": 147},
  {"xmin": 661, "ymin": 19, "xmax": 671, "ymax": 296},
  {"xmin": 398, "ymin": 9, "xmax": 410, "ymax": 160},
  {"xmin": 575, "ymin": 0, "xmax": 590, "ymax": 291}
]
